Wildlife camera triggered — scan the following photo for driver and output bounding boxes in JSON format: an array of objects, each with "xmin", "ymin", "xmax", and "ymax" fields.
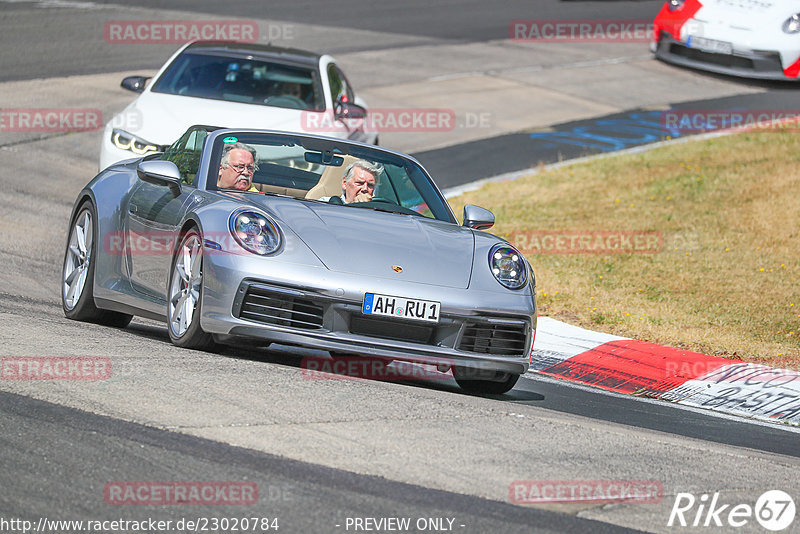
[
  {"xmin": 281, "ymin": 82, "xmax": 303, "ymax": 99},
  {"xmin": 336, "ymin": 160, "xmax": 382, "ymax": 203},
  {"xmin": 217, "ymin": 142, "xmax": 260, "ymax": 192}
]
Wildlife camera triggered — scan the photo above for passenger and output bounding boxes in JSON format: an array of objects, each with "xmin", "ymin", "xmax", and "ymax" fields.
[{"xmin": 217, "ymin": 142, "xmax": 259, "ymax": 192}]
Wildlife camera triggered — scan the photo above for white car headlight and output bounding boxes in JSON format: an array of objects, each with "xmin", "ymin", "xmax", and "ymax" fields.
[
  {"xmin": 489, "ymin": 243, "xmax": 527, "ymax": 290},
  {"xmin": 783, "ymin": 14, "xmax": 800, "ymax": 34},
  {"xmin": 667, "ymin": 0, "xmax": 686, "ymax": 11},
  {"xmin": 111, "ymin": 129, "xmax": 159, "ymax": 155},
  {"xmin": 229, "ymin": 210, "xmax": 282, "ymax": 255}
]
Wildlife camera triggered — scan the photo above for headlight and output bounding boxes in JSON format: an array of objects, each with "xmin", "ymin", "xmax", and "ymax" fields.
[
  {"xmin": 489, "ymin": 243, "xmax": 527, "ymax": 290},
  {"xmin": 229, "ymin": 210, "xmax": 282, "ymax": 255},
  {"xmin": 667, "ymin": 0, "xmax": 685, "ymax": 11},
  {"xmin": 783, "ymin": 14, "xmax": 800, "ymax": 34},
  {"xmin": 111, "ymin": 129, "xmax": 159, "ymax": 155}
]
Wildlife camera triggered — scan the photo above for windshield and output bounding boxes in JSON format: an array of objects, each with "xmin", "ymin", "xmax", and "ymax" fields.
[
  {"xmin": 151, "ymin": 52, "xmax": 323, "ymax": 111},
  {"xmin": 209, "ymin": 133, "xmax": 455, "ymax": 223}
]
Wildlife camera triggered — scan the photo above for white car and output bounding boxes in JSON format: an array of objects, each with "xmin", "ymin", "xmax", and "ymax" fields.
[
  {"xmin": 652, "ymin": 0, "xmax": 800, "ymax": 81},
  {"xmin": 100, "ymin": 41, "xmax": 377, "ymax": 169}
]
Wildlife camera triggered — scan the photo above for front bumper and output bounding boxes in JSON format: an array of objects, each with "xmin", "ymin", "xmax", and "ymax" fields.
[
  {"xmin": 200, "ymin": 253, "xmax": 536, "ymax": 376},
  {"xmin": 654, "ymin": 34, "xmax": 800, "ymax": 81}
]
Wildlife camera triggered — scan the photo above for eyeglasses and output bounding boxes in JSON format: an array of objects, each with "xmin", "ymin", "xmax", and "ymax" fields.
[{"xmin": 227, "ymin": 163, "xmax": 256, "ymax": 173}]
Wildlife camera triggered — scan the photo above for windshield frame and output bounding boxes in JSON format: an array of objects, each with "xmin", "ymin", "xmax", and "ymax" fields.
[{"xmin": 201, "ymin": 129, "xmax": 458, "ymax": 224}]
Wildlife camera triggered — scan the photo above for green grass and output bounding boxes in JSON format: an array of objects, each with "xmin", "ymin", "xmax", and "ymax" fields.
[{"xmin": 448, "ymin": 131, "xmax": 800, "ymax": 368}]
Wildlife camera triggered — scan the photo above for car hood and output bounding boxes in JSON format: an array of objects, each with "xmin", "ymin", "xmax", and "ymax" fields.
[
  {"xmin": 696, "ymin": 0, "xmax": 795, "ymax": 27},
  {"xmin": 251, "ymin": 196, "xmax": 475, "ymax": 289},
  {"xmin": 119, "ymin": 92, "xmax": 320, "ymax": 146}
]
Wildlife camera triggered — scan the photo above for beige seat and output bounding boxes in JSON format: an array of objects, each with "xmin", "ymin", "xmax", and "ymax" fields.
[
  {"xmin": 252, "ymin": 183, "xmax": 307, "ymax": 198},
  {"xmin": 304, "ymin": 155, "xmax": 359, "ymax": 200}
]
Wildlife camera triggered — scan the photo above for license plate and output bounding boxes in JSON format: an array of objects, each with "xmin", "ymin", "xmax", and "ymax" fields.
[
  {"xmin": 686, "ymin": 36, "xmax": 733, "ymax": 55},
  {"xmin": 362, "ymin": 293, "xmax": 440, "ymax": 323}
]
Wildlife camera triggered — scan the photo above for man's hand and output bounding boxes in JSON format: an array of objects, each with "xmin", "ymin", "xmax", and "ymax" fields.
[{"xmin": 352, "ymin": 192, "xmax": 373, "ymax": 203}]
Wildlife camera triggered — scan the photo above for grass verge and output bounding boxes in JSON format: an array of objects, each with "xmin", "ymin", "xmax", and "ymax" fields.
[{"xmin": 448, "ymin": 131, "xmax": 800, "ymax": 368}]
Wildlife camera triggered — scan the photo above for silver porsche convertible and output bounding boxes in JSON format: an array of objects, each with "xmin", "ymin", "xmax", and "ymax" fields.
[{"xmin": 62, "ymin": 127, "xmax": 537, "ymax": 394}]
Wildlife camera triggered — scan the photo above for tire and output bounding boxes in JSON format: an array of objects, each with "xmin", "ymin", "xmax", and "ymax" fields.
[
  {"xmin": 454, "ymin": 370, "xmax": 520, "ymax": 394},
  {"xmin": 167, "ymin": 228, "xmax": 216, "ymax": 350},
  {"xmin": 62, "ymin": 201, "xmax": 133, "ymax": 328}
]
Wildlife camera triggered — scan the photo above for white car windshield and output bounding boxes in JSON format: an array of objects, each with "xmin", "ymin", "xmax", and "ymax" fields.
[{"xmin": 151, "ymin": 52, "xmax": 323, "ymax": 111}]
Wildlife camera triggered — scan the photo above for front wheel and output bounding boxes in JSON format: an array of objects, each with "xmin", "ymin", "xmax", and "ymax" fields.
[
  {"xmin": 167, "ymin": 229, "xmax": 216, "ymax": 350},
  {"xmin": 454, "ymin": 369, "xmax": 520, "ymax": 394},
  {"xmin": 62, "ymin": 201, "xmax": 132, "ymax": 327}
]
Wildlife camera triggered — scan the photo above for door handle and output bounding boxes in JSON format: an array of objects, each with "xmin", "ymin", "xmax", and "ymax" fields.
[{"xmin": 128, "ymin": 204, "xmax": 137, "ymax": 214}]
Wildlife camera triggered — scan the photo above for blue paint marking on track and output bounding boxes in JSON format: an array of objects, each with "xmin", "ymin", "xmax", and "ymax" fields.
[
  {"xmin": 528, "ymin": 110, "xmax": 684, "ymax": 152},
  {"xmin": 413, "ymin": 90, "xmax": 800, "ymax": 189}
]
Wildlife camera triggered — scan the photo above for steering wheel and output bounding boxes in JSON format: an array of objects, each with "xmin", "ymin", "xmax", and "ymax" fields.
[
  {"xmin": 175, "ymin": 71, "xmax": 199, "ymax": 95},
  {"xmin": 263, "ymin": 95, "xmax": 308, "ymax": 109},
  {"xmin": 368, "ymin": 197, "xmax": 398, "ymax": 205}
]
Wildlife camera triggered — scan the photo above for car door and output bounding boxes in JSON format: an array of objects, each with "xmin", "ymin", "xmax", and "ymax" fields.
[
  {"xmin": 125, "ymin": 127, "xmax": 207, "ymax": 300},
  {"xmin": 326, "ymin": 63, "xmax": 370, "ymax": 143},
  {"xmin": 126, "ymin": 181, "xmax": 193, "ymax": 300}
]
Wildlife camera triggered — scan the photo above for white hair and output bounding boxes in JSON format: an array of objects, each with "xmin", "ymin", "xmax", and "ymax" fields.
[{"xmin": 343, "ymin": 160, "xmax": 383, "ymax": 183}]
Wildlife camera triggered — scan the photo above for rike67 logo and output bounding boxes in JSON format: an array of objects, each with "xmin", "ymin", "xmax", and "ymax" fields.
[{"xmin": 668, "ymin": 490, "xmax": 796, "ymax": 531}]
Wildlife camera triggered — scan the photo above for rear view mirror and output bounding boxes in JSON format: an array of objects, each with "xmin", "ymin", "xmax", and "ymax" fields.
[
  {"xmin": 305, "ymin": 151, "xmax": 344, "ymax": 166},
  {"xmin": 121, "ymin": 76, "xmax": 151, "ymax": 93},
  {"xmin": 463, "ymin": 205, "xmax": 495, "ymax": 230},
  {"xmin": 137, "ymin": 160, "xmax": 182, "ymax": 197},
  {"xmin": 334, "ymin": 100, "xmax": 367, "ymax": 121}
]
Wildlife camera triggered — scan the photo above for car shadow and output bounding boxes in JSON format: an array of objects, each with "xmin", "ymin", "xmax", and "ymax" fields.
[
  {"xmin": 657, "ymin": 59, "xmax": 800, "ymax": 91},
  {"xmin": 122, "ymin": 321, "xmax": 171, "ymax": 342},
  {"xmin": 122, "ymin": 320, "xmax": 546, "ymax": 400}
]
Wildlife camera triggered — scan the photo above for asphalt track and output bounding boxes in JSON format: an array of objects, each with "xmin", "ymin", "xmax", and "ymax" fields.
[
  {"xmin": 1, "ymin": 1, "xmax": 799, "ymax": 533},
  {"xmin": 1, "ymin": 363, "xmax": 796, "ymax": 530},
  {"xmin": 0, "ymin": 391, "xmax": 637, "ymax": 534},
  {"xmin": 0, "ymin": 0, "xmax": 661, "ymax": 81},
  {"xmin": 418, "ymin": 87, "xmax": 800, "ymax": 188},
  {"xmin": 106, "ymin": 0, "xmax": 664, "ymax": 41},
  {"xmin": 0, "ymin": 0, "xmax": 666, "ymax": 81}
]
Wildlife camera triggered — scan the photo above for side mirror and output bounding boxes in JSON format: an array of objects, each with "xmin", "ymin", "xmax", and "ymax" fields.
[
  {"xmin": 121, "ymin": 76, "xmax": 151, "ymax": 93},
  {"xmin": 463, "ymin": 204, "xmax": 494, "ymax": 230},
  {"xmin": 334, "ymin": 99, "xmax": 367, "ymax": 121},
  {"xmin": 137, "ymin": 160, "xmax": 182, "ymax": 197}
]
